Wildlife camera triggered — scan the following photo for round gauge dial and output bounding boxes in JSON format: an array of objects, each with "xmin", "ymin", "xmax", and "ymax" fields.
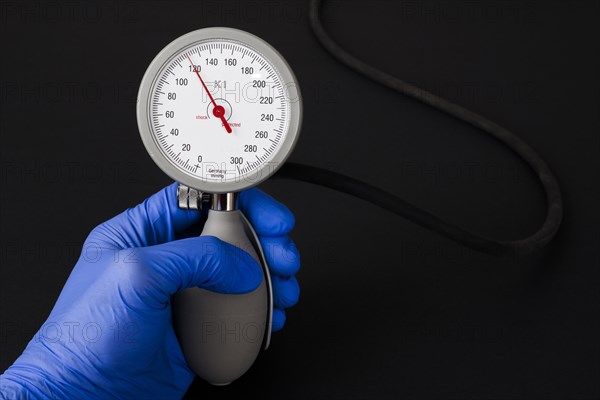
[{"xmin": 137, "ymin": 28, "xmax": 302, "ymax": 193}]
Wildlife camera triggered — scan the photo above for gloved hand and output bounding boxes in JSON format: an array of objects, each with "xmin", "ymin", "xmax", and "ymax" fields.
[{"xmin": 0, "ymin": 183, "xmax": 300, "ymax": 399}]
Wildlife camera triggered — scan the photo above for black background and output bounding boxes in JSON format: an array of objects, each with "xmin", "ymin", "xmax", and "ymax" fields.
[{"xmin": 1, "ymin": 1, "xmax": 599, "ymax": 399}]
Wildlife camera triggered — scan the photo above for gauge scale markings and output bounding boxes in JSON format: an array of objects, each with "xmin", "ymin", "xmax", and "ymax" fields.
[{"xmin": 149, "ymin": 41, "xmax": 288, "ymax": 183}]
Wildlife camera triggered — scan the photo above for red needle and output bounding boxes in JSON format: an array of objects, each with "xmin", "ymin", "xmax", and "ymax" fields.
[{"xmin": 185, "ymin": 54, "xmax": 232, "ymax": 133}]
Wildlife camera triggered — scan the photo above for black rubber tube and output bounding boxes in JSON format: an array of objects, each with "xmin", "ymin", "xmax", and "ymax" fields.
[{"xmin": 273, "ymin": 0, "xmax": 563, "ymax": 256}]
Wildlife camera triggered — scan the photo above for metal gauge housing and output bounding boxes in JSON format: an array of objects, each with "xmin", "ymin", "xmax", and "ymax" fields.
[{"xmin": 137, "ymin": 27, "xmax": 302, "ymax": 193}]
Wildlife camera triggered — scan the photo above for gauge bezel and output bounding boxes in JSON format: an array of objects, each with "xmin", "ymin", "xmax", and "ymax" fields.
[{"xmin": 137, "ymin": 27, "xmax": 302, "ymax": 193}]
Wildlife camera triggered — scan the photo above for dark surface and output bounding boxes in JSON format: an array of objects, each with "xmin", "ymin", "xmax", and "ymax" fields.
[{"xmin": 1, "ymin": 1, "xmax": 599, "ymax": 399}]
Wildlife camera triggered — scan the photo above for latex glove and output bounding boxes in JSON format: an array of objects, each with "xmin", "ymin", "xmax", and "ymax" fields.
[{"xmin": 0, "ymin": 183, "xmax": 300, "ymax": 400}]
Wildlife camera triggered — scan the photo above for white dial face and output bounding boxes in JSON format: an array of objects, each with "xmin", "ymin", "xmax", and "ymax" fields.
[{"xmin": 149, "ymin": 40, "xmax": 290, "ymax": 183}]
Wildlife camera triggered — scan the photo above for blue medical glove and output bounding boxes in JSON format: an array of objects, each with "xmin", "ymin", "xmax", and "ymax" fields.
[{"xmin": 0, "ymin": 182, "xmax": 300, "ymax": 400}]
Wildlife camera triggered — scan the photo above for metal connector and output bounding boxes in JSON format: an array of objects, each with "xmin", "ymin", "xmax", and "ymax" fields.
[
  {"xmin": 211, "ymin": 192, "xmax": 238, "ymax": 211},
  {"xmin": 177, "ymin": 184, "xmax": 211, "ymax": 210}
]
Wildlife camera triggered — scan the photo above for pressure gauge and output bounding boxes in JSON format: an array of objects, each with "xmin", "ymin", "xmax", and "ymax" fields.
[
  {"xmin": 136, "ymin": 28, "xmax": 302, "ymax": 386},
  {"xmin": 137, "ymin": 27, "xmax": 302, "ymax": 193}
]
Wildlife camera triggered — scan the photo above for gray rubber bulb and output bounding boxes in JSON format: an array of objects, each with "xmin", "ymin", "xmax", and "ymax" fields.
[{"xmin": 173, "ymin": 209, "xmax": 272, "ymax": 385}]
